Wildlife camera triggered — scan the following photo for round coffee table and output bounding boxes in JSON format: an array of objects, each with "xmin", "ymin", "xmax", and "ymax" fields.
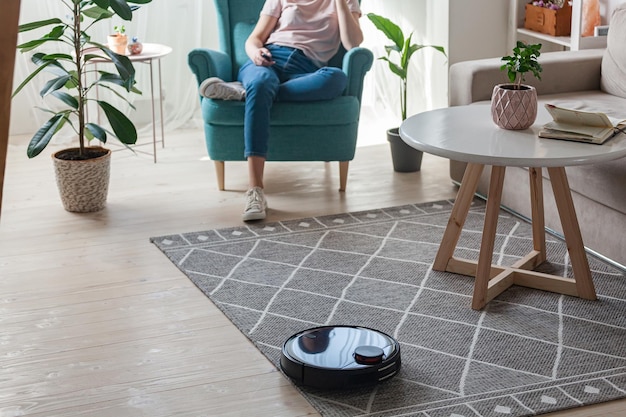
[{"xmin": 400, "ymin": 104, "xmax": 626, "ymax": 310}]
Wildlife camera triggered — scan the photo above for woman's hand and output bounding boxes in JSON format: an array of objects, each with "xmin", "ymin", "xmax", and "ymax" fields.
[
  {"xmin": 246, "ymin": 15, "xmax": 278, "ymax": 65},
  {"xmin": 254, "ymin": 48, "xmax": 274, "ymax": 66}
]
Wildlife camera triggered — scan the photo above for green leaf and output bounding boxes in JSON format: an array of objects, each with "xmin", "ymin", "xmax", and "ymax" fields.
[
  {"xmin": 92, "ymin": 0, "xmax": 112, "ymax": 9},
  {"xmin": 108, "ymin": 0, "xmax": 133, "ymax": 20},
  {"xmin": 83, "ymin": 6, "xmax": 114, "ymax": 20},
  {"xmin": 85, "ymin": 123, "xmax": 107, "ymax": 142},
  {"xmin": 40, "ymin": 74, "xmax": 72, "ymax": 97},
  {"xmin": 18, "ymin": 18, "xmax": 63, "ymax": 33},
  {"xmin": 99, "ymin": 48, "xmax": 136, "ymax": 90},
  {"xmin": 94, "ymin": 82, "xmax": 139, "ymax": 108},
  {"xmin": 12, "ymin": 57, "xmax": 57, "ymax": 97},
  {"xmin": 97, "ymin": 101, "xmax": 137, "ymax": 144},
  {"xmin": 366, "ymin": 13, "xmax": 404, "ymax": 51},
  {"xmin": 38, "ymin": 52, "xmax": 74, "ymax": 63},
  {"xmin": 51, "ymin": 91, "xmax": 79, "ymax": 109},
  {"xmin": 27, "ymin": 114, "xmax": 66, "ymax": 158}
]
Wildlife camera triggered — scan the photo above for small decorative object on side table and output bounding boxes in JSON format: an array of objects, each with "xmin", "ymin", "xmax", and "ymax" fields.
[
  {"xmin": 107, "ymin": 25, "xmax": 128, "ymax": 55},
  {"xmin": 128, "ymin": 36, "xmax": 143, "ymax": 55}
]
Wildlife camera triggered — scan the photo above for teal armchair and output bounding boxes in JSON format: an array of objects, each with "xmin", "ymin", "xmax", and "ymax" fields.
[{"xmin": 188, "ymin": 0, "xmax": 373, "ymax": 191}]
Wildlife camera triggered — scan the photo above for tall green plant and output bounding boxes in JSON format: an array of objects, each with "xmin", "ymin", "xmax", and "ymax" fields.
[
  {"xmin": 13, "ymin": 0, "xmax": 153, "ymax": 159},
  {"xmin": 500, "ymin": 41, "xmax": 543, "ymax": 90},
  {"xmin": 367, "ymin": 13, "xmax": 446, "ymax": 121}
]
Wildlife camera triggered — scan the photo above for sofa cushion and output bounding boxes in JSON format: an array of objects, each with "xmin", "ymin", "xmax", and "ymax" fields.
[{"xmin": 601, "ymin": 3, "xmax": 626, "ymax": 98}]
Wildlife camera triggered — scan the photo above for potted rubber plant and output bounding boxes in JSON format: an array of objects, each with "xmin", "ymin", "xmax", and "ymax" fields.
[
  {"xmin": 12, "ymin": 0, "xmax": 153, "ymax": 212},
  {"xmin": 367, "ymin": 12, "xmax": 446, "ymax": 172},
  {"xmin": 492, "ymin": 41, "xmax": 543, "ymax": 130}
]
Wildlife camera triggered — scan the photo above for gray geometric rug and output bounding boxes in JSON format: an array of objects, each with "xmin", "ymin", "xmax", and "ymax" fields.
[{"xmin": 150, "ymin": 199, "xmax": 626, "ymax": 417}]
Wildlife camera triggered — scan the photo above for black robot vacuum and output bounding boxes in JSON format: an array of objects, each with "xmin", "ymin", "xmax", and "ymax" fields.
[{"xmin": 280, "ymin": 325, "xmax": 401, "ymax": 389}]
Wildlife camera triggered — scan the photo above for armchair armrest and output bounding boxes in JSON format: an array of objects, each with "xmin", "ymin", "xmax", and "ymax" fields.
[
  {"xmin": 342, "ymin": 47, "xmax": 374, "ymax": 102},
  {"xmin": 187, "ymin": 48, "xmax": 233, "ymax": 86},
  {"xmin": 449, "ymin": 48, "xmax": 604, "ymax": 106}
]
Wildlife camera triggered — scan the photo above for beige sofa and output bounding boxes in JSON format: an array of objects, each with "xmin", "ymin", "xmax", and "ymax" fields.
[{"xmin": 448, "ymin": 4, "xmax": 626, "ymax": 267}]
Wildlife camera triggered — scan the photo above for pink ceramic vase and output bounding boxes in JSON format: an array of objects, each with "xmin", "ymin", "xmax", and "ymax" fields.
[{"xmin": 491, "ymin": 84, "xmax": 538, "ymax": 130}]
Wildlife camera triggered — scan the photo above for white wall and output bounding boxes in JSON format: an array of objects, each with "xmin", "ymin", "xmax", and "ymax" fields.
[{"xmin": 448, "ymin": 0, "xmax": 510, "ymax": 65}]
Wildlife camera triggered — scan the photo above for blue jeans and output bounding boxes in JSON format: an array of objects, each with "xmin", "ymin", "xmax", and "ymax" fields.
[{"xmin": 237, "ymin": 44, "xmax": 348, "ymax": 158}]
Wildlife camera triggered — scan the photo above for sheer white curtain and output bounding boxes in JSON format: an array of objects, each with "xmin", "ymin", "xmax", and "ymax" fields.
[
  {"xmin": 11, "ymin": 0, "xmax": 447, "ymax": 141},
  {"xmin": 10, "ymin": 0, "xmax": 218, "ymax": 141}
]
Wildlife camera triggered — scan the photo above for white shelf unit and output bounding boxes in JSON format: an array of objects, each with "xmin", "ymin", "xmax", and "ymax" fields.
[{"xmin": 508, "ymin": 0, "xmax": 610, "ymax": 51}]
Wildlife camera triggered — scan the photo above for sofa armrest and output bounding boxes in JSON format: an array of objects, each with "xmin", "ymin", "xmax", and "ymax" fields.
[
  {"xmin": 187, "ymin": 48, "xmax": 233, "ymax": 87},
  {"xmin": 342, "ymin": 47, "xmax": 374, "ymax": 103},
  {"xmin": 449, "ymin": 48, "xmax": 605, "ymax": 106}
]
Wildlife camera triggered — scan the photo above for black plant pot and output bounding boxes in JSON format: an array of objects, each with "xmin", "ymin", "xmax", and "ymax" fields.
[{"xmin": 387, "ymin": 127, "xmax": 423, "ymax": 172}]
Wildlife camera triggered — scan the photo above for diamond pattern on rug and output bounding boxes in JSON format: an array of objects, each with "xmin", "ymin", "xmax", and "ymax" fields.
[{"xmin": 151, "ymin": 199, "xmax": 626, "ymax": 417}]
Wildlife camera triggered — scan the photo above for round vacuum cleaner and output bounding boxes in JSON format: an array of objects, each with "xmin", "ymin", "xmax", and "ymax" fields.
[{"xmin": 280, "ymin": 325, "xmax": 401, "ymax": 389}]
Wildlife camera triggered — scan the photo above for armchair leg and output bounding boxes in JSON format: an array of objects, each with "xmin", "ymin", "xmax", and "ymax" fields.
[
  {"xmin": 214, "ymin": 161, "xmax": 225, "ymax": 191},
  {"xmin": 339, "ymin": 161, "xmax": 349, "ymax": 192}
]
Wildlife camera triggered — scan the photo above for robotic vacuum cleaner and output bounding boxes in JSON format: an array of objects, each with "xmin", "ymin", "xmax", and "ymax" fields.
[{"xmin": 280, "ymin": 325, "xmax": 401, "ymax": 389}]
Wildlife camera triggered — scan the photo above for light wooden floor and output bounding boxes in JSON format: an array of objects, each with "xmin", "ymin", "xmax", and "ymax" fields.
[{"xmin": 1, "ymin": 128, "xmax": 624, "ymax": 416}]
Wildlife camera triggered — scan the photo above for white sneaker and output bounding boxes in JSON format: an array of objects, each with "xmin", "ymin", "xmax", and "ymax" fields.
[
  {"xmin": 199, "ymin": 77, "xmax": 246, "ymax": 101},
  {"xmin": 242, "ymin": 187, "xmax": 267, "ymax": 221}
]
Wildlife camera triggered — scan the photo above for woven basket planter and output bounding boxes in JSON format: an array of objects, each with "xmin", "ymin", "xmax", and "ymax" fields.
[
  {"xmin": 52, "ymin": 147, "xmax": 111, "ymax": 213},
  {"xmin": 491, "ymin": 84, "xmax": 538, "ymax": 130}
]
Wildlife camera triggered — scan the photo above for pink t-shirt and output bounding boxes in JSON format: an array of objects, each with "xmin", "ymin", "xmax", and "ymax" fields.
[{"xmin": 261, "ymin": 0, "xmax": 361, "ymax": 67}]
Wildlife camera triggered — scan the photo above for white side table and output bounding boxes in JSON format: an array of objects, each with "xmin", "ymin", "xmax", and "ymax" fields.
[
  {"xmin": 89, "ymin": 43, "xmax": 173, "ymax": 162},
  {"xmin": 400, "ymin": 104, "xmax": 626, "ymax": 309}
]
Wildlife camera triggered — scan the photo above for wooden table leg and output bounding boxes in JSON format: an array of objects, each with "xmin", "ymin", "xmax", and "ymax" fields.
[
  {"xmin": 547, "ymin": 167, "xmax": 596, "ymax": 300},
  {"xmin": 513, "ymin": 167, "xmax": 547, "ymax": 270},
  {"xmin": 433, "ymin": 163, "xmax": 484, "ymax": 271},
  {"xmin": 472, "ymin": 165, "xmax": 506, "ymax": 309}
]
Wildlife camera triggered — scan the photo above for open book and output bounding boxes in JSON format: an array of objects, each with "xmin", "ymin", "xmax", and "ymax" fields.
[{"xmin": 539, "ymin": 104, "xmax": 626, "ymax": 145}]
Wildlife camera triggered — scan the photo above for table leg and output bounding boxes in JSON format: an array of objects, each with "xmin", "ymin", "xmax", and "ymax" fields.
[
  {"xmin": 512, "ymin": 167, "xmax": 547, "ymax": 270},
  {"xmin": 472, "ymin": 165, "xmax": 506, "ymax": 309},
  {"xmin": 529, "ymin": 167, "xmax": 547, "ymax": 261},
  {"xmin": 433, "ymin": 163, "xmax": 484, "ymax": 271},
  {"xmin": 547, "ymin": 167, "xmax": 596, "ymax": 300},
  {"xmin": 149, "ymin": 59, "xmax": 157, "ymax": 163},
  {"xmin": 158, "ymin": 58, "xmax": 165, "ymax": 149}
]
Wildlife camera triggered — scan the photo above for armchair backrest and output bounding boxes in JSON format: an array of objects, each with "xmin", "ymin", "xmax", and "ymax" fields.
[{"xmin": 213, "ymin": 0, "xmax": 359, "ymax": 79}]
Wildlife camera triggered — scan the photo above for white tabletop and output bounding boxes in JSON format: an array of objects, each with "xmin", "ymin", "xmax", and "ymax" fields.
[
  {"xmin": 85, "ymin": 43, "xmax": 172, "ymax": 62},
  {"xmin": 399, "ymin": 104, "xmax": 626, "ymax": 167},
  {"xmin": 127, "ymin": 43, "xmax": 172, "ymax": 61}
]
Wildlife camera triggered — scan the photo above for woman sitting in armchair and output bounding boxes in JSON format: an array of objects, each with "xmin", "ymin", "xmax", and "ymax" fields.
[{"xmin": 200, "ymin": 0, "xmax": 364, "ymax": 221}]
